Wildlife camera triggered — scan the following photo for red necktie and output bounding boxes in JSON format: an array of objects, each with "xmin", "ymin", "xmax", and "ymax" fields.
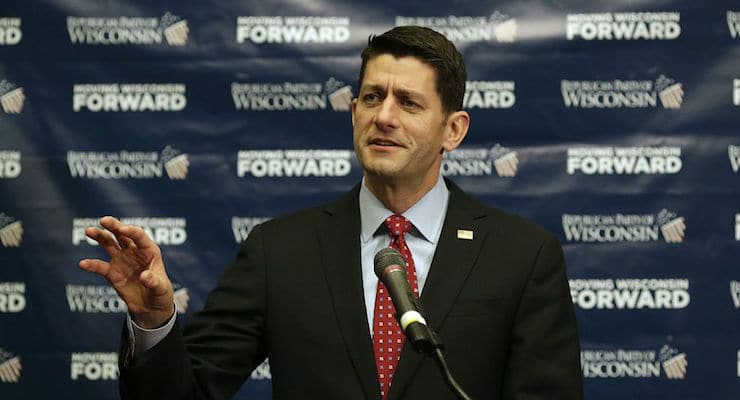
[{"xmin": 372, "ymin": 214, "xmax": 419, "ymax": 399}]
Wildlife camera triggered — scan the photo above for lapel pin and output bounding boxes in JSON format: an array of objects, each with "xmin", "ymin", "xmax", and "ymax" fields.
[{"xmin": 457, "ymin": 229, "xmax": 474, "ymax": 240}]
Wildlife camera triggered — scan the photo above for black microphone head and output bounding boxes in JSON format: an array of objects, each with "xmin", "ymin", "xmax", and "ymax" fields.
[{"xmin": 374, "ymin": 247, "xmax": 406, "ymax": 278}]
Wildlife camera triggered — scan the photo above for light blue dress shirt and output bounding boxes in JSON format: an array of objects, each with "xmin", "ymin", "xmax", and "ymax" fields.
[{"xmin": 359, "ymin": 175, "xmax": 449, "ymax": 334}]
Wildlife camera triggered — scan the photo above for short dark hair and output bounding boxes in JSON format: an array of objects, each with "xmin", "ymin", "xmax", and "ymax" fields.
[{"xmin": 358, "ymin": 26, "xmax": 467, "ymax": 114}]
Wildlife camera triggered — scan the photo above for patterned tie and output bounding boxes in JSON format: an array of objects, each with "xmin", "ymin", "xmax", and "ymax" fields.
[{"xmin": 372, "ymin": 214, "xmax": 420, "ymax": 399}]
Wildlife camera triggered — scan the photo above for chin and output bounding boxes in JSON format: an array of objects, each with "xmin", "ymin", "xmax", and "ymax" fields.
[{"xmin": 362, "ymin": 163, "xmax": 403, "ymax": 179}]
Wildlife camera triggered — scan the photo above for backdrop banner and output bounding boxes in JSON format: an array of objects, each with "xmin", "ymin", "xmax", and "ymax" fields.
[{"xmin": 1, "ymin": 0, "xmax": 739, "ymax": 398}]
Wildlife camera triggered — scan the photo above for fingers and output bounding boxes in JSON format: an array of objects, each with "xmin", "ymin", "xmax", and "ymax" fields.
[
  {"xmin": 99, "ymin": 215, "xmax": 124, "ymax": 233},
  {"xmin": 99, "ymin": 216, "xmax": 155, "ymax": 250},
  {"xmin": 84, "ymin": 226, "xmax": 120, "ymax": 255},
  {"xmin": 118, "ymin": 224, "xmax": 157, "ymax": 250},
  {"xmin": 110, "ymin": 230, "xmax": 136, "ymax": 249},
  {"xmin": 78, "ymin": 259, "xmax": 110, "ymax": 277},
  {"xmin": 116, "ymin": 234, "xmax": 136, "ymax": 249},
  {"xmin": 98, "ymin": 216, "xmax": 136, "ymax": 248}
]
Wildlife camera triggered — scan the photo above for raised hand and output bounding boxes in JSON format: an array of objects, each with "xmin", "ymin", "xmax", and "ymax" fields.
[{"xmin": 79, "ymin": 216, "xmax": 174, "ymax": 328}]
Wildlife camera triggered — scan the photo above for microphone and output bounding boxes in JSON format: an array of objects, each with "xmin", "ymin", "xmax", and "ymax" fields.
[
  {"xmin": 374, "ymin": 248, "xmax": 472, "ymax": 399},
  {"xmin": 374, "ymin": 247, "xmax": 436, "ymax": 353}
]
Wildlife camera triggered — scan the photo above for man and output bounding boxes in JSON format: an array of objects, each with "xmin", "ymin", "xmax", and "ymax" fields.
[{"xmin": 80, "ymin": 26, "xmax": 583, "ymax": 399}]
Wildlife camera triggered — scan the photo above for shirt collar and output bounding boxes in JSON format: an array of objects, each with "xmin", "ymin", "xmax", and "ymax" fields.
[{"xmin": 359, "ymin": 175, "xmax": 449, "ymax": 244}]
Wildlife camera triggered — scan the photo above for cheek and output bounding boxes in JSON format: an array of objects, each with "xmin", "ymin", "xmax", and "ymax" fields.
[
  {"xmin": 412, "ymin": 122, "xmax": 445, "ymax": 148},
  {"xmin": 353, "ymin": 112, "xmax": 371, "ymax": 132},
  {"xmin": 352, "ymin": 128, "xmax": 361, "ymax": 148},
  {"xmin": 352, "ymin": 124, "xmax": 368, "ymax": 151}
]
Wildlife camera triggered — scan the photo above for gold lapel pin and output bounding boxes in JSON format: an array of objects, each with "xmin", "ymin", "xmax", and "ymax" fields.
[{"xmin": 457, "ymin": 229, "xmax": 473, "ymax": 240}]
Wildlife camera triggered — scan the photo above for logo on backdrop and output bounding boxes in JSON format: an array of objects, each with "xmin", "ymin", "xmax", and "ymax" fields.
[
  {"xmin": 581, "ymin": 344, "xmax": 687, "ymax": 379},
  {"xmin": 67, "ymin": 146, "xmax": 189, "ymax": 180},
  {"xmin": 173, "ymin": 286, "xmax": 190, "ymax": 313},
  {"xmin": 396, "ymin": 12, "xmax": 518, "ymax": 43},
  {"xmin": 0, "ymin": 18, "xmax": 22, "ymax": 45},
  {"xmin": 73, "ymin": 83, "xmax": 187, "ymax": 112},
  {"xmin": 0, "ymin": 282, "xmax": 25, "ymax": 313},
  {"xmin": 733, "ymin": 79, "xmax": 740, "ymax": 106},
  {"xmin": 66, "ymin": 284, "xmax": 189, "ymax": 313},
  {"xmin": 0, "ymin": 150, "xmax": 21, "ymax": 179},
  {"xmin": 236, "ymin": 16, "xmax": 350, "ymax": 44},
  {"xmin": 730, "ymin": 145, "xmax": 740, "ymax": 173},
  {"xmin": 70, "ymin": 353, "xmax": 118, "ymax": 381},
  {"xmin": 72, "ymin": 217, "xmax": 187, "ymax": 246},
  {"xmin": 731, "ymin": 281, "xmax": 740, "ymax": 308},
  {"xmin": 251, "ymin": 359, "xmax": 272, "ymax": 380},
  {"xmin": 231, "ymin": 217, "xmax": 271, "ymax": 243},
  {"xmin": 561, "ymin": 75, "xmax": 684, "ymax": 109},
  {"xmin": 0, "ymin": 348, "xmax": 21, "ymax": 383},
  {"xmin": 237, "ymin": 149, "xmax": 352, "ymax": 178},
  {"xmin": 566, "ymin": 146, "xmax": 682, "ymax": 175},
  {"xmin": 562, "ymin": 209, "xmax": 686, "ymax": 243},
  {"xmin": 736, "ymin": 214, "xmax": 740, "ymax": 241},
  {"xmin": 66, "ymin": 285, "xmax": 126, "ymax": 313},
  {"xmin": 442, "ymin": 144, "xmax": 519, "ymax": 177},
  {"xmin": 569, "ymin": 279, "xmax": 690, "ymax": 310},
  {"xmin": 232, "ymin": 78, "xmax": 352, "ymax": 111},
  {"xmin": 659, "ymin": 345, "xmax": 688, "ymax": 379},
  {"xmin": 0, "ymin": 79, "xmax": 25, "ymax": 114},
  {"xmin": 464, "ymin": 81, "xmax": 515, "ymax": 109},
  {"xmin": 729, "ymin": 11, "xmax": 740, "ymax": 39},
  {"xmin": 0, "ymin": 213, "xmax": 23, "ymax": 247},
  {"xmin": 67, "ymin": 12, "xmax": 189, "ymax": 46},
  {"xmin": 566, "ymin": 12, "xmax": 680, "ymax": 40}
]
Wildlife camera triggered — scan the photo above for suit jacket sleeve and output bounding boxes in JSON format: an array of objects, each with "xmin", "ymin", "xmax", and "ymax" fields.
[
  {"xmin": 501, "ymin": 233, "xmax": 583, "ymax": 400},
  {"xmin": 119, "ymin": 224, "xmax": 269, "ymax": 400}
]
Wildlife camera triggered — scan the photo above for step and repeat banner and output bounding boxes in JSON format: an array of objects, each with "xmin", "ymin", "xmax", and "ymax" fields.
[{"xmin": 1, "ymin": 0, "xmax": 739, "ymax": 398}]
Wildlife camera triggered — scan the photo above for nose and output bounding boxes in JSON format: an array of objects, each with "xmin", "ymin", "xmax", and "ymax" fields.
[{"xmin": 374, "ymin": 96, "xmax": 400, "ymax": 132}]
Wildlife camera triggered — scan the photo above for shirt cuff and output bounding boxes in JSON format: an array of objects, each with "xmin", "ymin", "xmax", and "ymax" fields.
[{"xmin": 126, "ymin": 303, "xmax": 178, "ymax": 358}]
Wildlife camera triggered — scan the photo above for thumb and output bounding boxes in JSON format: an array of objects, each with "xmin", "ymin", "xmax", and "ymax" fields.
[{"xmin": 140, "ymin": 269, "xmax": 170, "ymax": 296}]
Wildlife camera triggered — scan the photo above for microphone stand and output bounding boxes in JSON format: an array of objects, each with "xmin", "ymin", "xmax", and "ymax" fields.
[
  {"xmin": 431, "ymin": 348, "xmax": 472, "ymax": 400},
  {"xmin": 405, "ymin": 299, "xmax": 473, "ymax": 400}
]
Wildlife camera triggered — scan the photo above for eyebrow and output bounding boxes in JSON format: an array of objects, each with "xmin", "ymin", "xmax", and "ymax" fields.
[{"xmin": 361, "ymin": 83, "xmax": 425, "ymax": 99}]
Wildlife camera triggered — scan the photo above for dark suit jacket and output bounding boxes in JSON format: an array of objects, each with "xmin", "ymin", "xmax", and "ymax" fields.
[{"xmin": 120, "ymin": 180, "xmax": 583, "ymax": 400}]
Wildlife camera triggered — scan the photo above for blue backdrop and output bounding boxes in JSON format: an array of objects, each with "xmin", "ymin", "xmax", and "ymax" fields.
[{"xmin": 1, "ymin": 0, "xmax": 739, "ymax": 398}]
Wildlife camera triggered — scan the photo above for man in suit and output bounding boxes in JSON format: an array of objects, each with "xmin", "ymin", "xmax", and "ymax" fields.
[{"xmin": 80, "ymin": 26, "xmax": 583, "ymax": 399}]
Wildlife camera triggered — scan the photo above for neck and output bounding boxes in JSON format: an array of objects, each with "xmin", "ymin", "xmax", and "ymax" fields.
[{"xmin": 364, "ymin": 173, "xmax": 439, "ymax": 214}]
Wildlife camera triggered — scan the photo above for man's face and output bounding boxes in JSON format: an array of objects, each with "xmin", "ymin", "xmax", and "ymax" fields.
[{"xmin": 352, "ymin": 54, "xmax": 463, "ymax": 188}]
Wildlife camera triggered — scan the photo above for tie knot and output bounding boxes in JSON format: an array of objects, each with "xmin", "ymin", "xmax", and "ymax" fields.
[{"xmin": 384, "ymin": 214, "xmax": 412, "ymax": 237}]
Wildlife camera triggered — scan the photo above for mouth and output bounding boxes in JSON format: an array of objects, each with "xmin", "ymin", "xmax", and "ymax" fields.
[{"xmin": 368, "ymin": 138, "xmax": 403, "ymax": 148}]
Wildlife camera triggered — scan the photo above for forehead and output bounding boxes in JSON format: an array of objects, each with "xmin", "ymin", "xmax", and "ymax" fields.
[{"xmin": 362, "ymin": 54, "xmax": 438, "ymax": 96}]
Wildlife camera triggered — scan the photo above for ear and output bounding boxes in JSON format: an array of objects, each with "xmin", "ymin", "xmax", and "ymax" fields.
[
  {"xmin": 442, "ymin": 110, "xmax": 470, "ymax": 152},
  {"xmin": 351, "ymin": 98, "xmax": 358, "ymax": 128}
]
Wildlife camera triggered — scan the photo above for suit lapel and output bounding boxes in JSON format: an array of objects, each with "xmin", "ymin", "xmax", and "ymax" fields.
[
  {"xmin": 389, "ymin": 181, "xmax": 489, "ymax": 399},
  {"xmin": 317, "ymin": 186, "xmax": 380, "ymax": 400}
]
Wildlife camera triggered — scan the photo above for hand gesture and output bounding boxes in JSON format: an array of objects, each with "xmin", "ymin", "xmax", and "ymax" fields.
[{"xmin": 79, "ymin": 216, "xmax": 174, "ymax": 328}]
